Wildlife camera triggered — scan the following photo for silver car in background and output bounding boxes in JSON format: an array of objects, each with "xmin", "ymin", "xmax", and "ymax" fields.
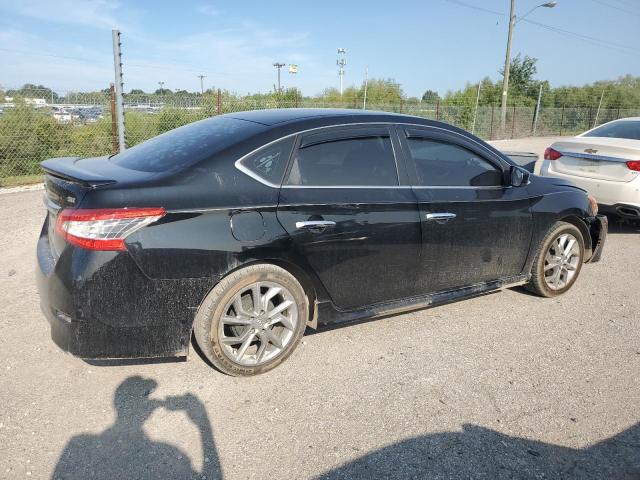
[{"xmin": 540, "ymin": 118, "xmax": 640, "ymax": 219}]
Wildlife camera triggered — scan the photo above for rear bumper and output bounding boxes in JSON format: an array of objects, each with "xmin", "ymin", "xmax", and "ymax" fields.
[
  {"xmin": 586, "ymin": 214, "xmax": 607, "ymax": 263},
  {"xmin": 540, "ymin": 161, "xmax": 640, "ymax": 209},
  {"xmin": 36, "ymin": 220, "xmax": 215, "ymax": 359}
]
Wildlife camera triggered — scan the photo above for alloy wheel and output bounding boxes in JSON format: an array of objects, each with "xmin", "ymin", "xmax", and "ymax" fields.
[
  {"xmin": 217, "ymin": 281, "xmax": 299, "ymax": 366},
  {"xmin": 543, "ymin": 233, "xmax": 581, "ymax": 290}
]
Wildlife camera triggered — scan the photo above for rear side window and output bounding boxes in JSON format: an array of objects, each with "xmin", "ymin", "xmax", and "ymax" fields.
[
  {"xmin": 583, "ymin": 120, "xmax": 640, "ymax": 140},
  {"xmin": 406, "ymin": 138, "xmax": 503, "ymax": 187},
  {"xmin": 286, "ymin": 136, "xmax": 398, "ymax": 186},
  {"xmin": 237, "ymin": 136, "xmax": 295, "ymax": 185},
  {"xmin": 110, "ymin": 117, "xmax": 264, "ymax": 172}
]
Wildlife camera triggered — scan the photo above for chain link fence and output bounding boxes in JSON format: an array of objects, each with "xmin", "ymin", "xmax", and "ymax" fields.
[{"xmin": 1, "ymin": 88, "xmax": 639, "ymax": 186}]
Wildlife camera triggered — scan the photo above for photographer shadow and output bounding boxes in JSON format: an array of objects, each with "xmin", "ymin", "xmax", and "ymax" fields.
[{"xmin": 52, "ymin": 376, "xmax": 221, "ymax": 480}]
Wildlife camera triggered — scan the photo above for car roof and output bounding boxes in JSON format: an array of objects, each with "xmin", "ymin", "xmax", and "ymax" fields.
[{"xmin": 228, "ymin": 108, "xmax": 420, "ymax": 126}]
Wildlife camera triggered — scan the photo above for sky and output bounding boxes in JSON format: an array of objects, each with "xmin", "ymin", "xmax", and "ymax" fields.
[{"xmin": 0, "ymin": 0, "xmax": 639, "ymax": 97}]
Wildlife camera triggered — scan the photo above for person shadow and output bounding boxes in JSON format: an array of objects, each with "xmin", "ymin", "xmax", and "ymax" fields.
[{"xmin": 52, "ymin": 376, "xmax": 222, "ymax": 480}]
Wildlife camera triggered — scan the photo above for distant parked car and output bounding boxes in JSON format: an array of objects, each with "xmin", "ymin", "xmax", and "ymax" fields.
[
  {"xmin": 540, "ymin": 117, "xmax": 640, "ymax": 219},
  {"xmin": 37, "ymin": 109, "xmax": 607, "ymax": 376},
  {"xmin": 502, "ymin": 151, "xmax": 538, "ymax": 173}
]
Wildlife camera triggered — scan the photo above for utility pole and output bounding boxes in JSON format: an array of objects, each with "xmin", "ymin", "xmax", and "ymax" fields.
[
  {"xmin": 500, "ymin": 0, "xmax": 516, "ymax": 138},
  {"xmin": 337, "ymin": 48, "xmax": 346, "ymax": 97},
  {"xmin": 111, "ymin": 29, "xmax": 125, "ymax": 152},
  {"xmin": 197, "ymin": 74, "xmax": 206, "ymax": 94},
  {"xmin": 158, "ymin": 81, "xmax": 165, "ymax": 93},
  {"xmin": 363, "ymin": 67, "xmax": 369, "ymax": 110},
  {"xmin": 272, "ymin": 63, "xmax": 285, "ymax": 93},
  {"xmin": 500, "ymin": 1, "xmax": 557, "ymax": 138}
]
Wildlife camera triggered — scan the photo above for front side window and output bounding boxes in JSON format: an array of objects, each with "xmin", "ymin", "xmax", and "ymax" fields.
[
  {"xmin": 406, "ymin": 138, "xmax": 503, "ymax": 187},
  {"xmin": 286, "ymin": 136, "xmax": 398, "ymax": 186},
  {"xmin": 238, "ymin": 136, "xmax": 295, "ymax": 185}
]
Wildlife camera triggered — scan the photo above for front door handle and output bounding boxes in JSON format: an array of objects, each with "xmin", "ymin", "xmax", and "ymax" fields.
[
  {"xmin": 425, "ymin": 212, "xmax": 456, "ymax": 223},
  {"xmin": 295, "ymin": 220, "xmax": 336, "ymax": 232}
]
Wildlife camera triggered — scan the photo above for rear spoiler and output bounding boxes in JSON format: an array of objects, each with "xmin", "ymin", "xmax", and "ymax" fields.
[{"xmin": 41, "ymin": 157, "xmax": 117, "ymax": 188}]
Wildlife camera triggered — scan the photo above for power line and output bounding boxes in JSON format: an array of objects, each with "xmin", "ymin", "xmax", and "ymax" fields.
[
  {"xmin": 0, "ymin": 47, "xmax": 98, "ymax": 63},
  {"xmin": 589, "ymin": 0, "xmax": 640, "ymax": 16},
  {"xmin": 521, "ymin": 18, "xmax": 639, "ymax": 56},
  {"xmin": 441, "ymin": 0, "xmax": 639, "ymax": 56},
  {"xmin": 441, "ymin": 0, "xmax": 505, "ymax": 16}
]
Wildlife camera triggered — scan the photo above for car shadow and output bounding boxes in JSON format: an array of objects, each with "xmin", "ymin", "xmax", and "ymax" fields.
[
  {"xmin": 316, "ymin": 423, "xmax": 640, "ymax": 480},
  {"xmin": 51, "ymin": 376, "xmax": 222, "ymax": 480},
  {"xmin": 606, "ymin": 215, "xmax": 640, "ymax": 234}
]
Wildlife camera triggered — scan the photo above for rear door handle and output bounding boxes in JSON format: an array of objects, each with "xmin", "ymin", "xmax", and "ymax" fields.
[
  {"xmin": 425, "ymin": 212, "xmax": 456, "ymax": 223},
  {"xmin": 295, "ymin": 220, "xmax": 336, "ymax": 232}
]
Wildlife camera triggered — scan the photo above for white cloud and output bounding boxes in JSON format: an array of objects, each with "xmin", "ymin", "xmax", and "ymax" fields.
[
  {"xmin": 0, "ymin": 2, "xmax": 320, "ymax": 94},
  {"xmin": 2, "ymin": 0, "xmax": 128, "ymax": 30},
  {"xmin": 196, "ymin": 4, "xmax": 221, "ymax": 16}
]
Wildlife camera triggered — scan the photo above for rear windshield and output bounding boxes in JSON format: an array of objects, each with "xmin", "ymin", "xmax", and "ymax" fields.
[
  {"xmin": 110, "ymin": 117, "xmax": 264, "ymax": 172},
  {"xmin": 583, "ymin": 120, "xmax": 640, "ymax": 141}
]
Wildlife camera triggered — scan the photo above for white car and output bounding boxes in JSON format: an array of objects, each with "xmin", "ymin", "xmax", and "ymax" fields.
[{"xmin": 540, "ymin": 117, "xmax": 640, "ymax": 219}]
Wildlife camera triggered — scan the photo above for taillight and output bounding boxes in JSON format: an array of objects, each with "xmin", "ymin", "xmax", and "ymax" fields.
[
  {"xmin": 544, "ymin": 147, "xmax": 562, "ymax": 160},
  {"xmin": 626, "ymin": 161, "xmax": 640, "ymax": 171},
  {"xmin": 55, "ymin": 207, "xmax": 166, "ymax": 251}
]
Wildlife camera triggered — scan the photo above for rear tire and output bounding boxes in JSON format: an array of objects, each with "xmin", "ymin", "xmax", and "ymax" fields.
[
  {"xmin": 525, "ymin": 221, "xmax": 585, "ymax": 298},
  {"xmin": 194, "ymin": 263, "xmax": 308, "ymax": 376}
]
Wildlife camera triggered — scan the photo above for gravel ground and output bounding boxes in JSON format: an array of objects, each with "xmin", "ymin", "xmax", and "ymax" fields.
[{"xmin": 0, "ymin": 169, "xmax": 638, "ymax": 479}]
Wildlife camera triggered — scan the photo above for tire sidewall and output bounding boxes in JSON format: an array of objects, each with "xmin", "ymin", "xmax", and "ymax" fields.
[{"xmin": 195, "ymin": 265, "xmax": 308, "ymax": 376}]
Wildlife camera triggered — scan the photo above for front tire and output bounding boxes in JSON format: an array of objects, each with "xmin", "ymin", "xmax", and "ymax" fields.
[
  {"xmin": 193, "ymin": 264, "xmax": 308, "ymax": 376},
  {"xmin": 525, "ymin": 221, "xmax": 585, "ymax": 297}
]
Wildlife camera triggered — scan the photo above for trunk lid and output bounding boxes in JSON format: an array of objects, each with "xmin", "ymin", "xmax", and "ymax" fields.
[
  {"xmin": 41, "ymin": 156, "xmax": 153, "ymax": 257},
  {"xmin": 550, "ymin": 137, "xmax": 640, "ymax": 182}
]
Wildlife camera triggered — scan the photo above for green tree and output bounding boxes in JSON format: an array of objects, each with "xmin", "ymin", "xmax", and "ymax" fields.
[
  {"xmin": 0, "ymin": 101, "xmax": 69, "ymax": 176},
  {"xmin": 421, "ymin": 90, "xmax": 440, "ymax": 103}
]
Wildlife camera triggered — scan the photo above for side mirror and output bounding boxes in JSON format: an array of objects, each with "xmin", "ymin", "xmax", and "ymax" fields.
[{"xmin": 510, "ymin": 166, "xmax": 530, "ymax": 187}]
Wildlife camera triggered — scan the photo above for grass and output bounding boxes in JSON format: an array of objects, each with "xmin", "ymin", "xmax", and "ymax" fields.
[{"xmin": 0, "ymin": 174, "xmax": 43, "ymax": 188}]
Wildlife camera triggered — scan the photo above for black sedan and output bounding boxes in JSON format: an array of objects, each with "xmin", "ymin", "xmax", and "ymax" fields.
[{"xmin": 36, "ymin": 109, "xmax": 607, "ymax": 376}]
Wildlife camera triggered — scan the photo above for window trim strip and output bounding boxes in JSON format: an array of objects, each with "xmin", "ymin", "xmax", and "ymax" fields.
[{"xmin": 234, "ymin": 121, "xmax": 511, "ymax": 189}]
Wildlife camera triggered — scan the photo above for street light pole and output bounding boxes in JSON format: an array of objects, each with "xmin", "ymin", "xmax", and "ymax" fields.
[
  {"xmin": 337, "ymin": 48, "xmax": 346, "ymax": 97},
  {"xmin": 500, "ymin": 1, "xmax": 557, "ymax": 138},
  {"xmin": 273, "ymin": 63, "xmax": 285, "ymax": 93}
]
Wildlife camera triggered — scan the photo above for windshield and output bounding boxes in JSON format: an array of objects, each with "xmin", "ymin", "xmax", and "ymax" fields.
[
  {"xmin": 110, "ymin": 117, "xmax": 264, "ymax": 172},
  {"xmin": 583, "ymin": 120, "xmax": 640, "ymax": 141}
]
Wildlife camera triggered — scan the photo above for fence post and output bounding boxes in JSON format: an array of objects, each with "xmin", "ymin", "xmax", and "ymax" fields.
[
  {"xmin": 109, "ymin": 83, "xmax": 118, "ymax": 154},
  {"xmin": 510, "ymin": 104, "xmax": 516, "ymax": 138},
  {"xmin": 436, "ymin": 100, "xmax": 440, "ymax": 121},
  {"xmin": 532, "ymin": 84, "xmax": 542, "ymax": 136},
  {"xmin": 593, "ymin": 89, "xmax": 604, "ymax": 128},
  {"xmin": 216, "ymin": 88, "xmax": 221, "ymax": 115},
  {"xmin": 471, "ymin": 82, "xmax": 481, "ymax": 135},
  {"xmin": 111, "ymin": 29, "xmax": 126, "ymax": 151},
  {"xmin": 559, "ymin": 104, "xmax": 565, "ymax": 136},
  {"xmin": 616, "ymin": 107, "xmax": 621, "ymax": 119},
  {"xmin": 489, "ymin": 104, "xmax": 495, "ymax": 140}
]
